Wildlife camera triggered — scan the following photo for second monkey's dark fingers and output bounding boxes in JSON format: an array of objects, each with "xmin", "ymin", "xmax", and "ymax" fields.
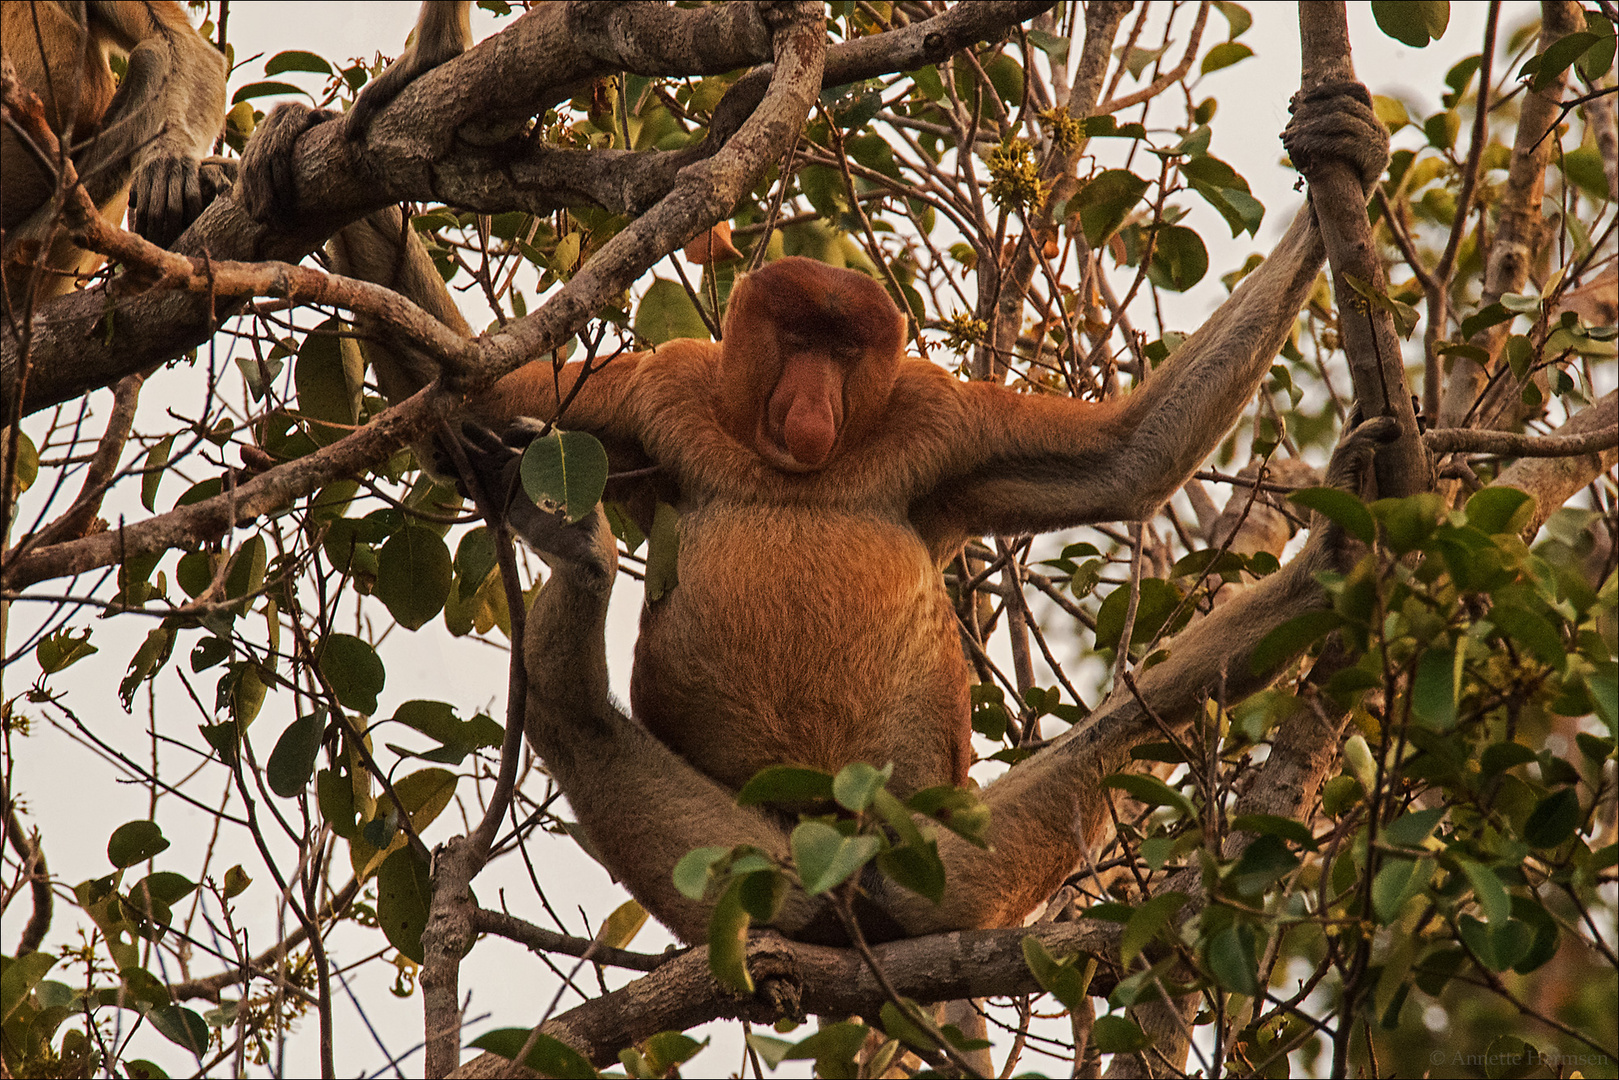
[
  {"xmin": 237, "ymin": 102, "xmax": 338, "ymax": 228},
  {"xmin": 1282, "ymin": 80, "xmax": 1391, "ymax": 192}
]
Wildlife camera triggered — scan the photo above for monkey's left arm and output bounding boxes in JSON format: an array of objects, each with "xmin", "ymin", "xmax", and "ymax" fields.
[
  {"xmin": 84, "ymin": 1, "xmax": 227, "ymax": 248},
  {"xmin": 922, "ymin": 83, "xmax": 1387, "ymax": 538}
]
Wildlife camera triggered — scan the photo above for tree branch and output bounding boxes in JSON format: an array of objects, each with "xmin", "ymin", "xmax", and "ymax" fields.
[
  {"xmin": 1294, "ymin": 2, "xmax": 1429, "ymax": 499},
  {"xmin": 1425, "ymin": 422, "xmax": 1618, "ymax": 458}
]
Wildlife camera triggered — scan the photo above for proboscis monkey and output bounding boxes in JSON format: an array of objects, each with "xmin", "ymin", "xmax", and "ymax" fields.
[{"xmin": 243, "ymin": 47, "xmax": 1390, "ymax": 942}]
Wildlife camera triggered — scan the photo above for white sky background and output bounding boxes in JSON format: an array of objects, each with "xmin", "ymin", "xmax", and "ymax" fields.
[{"xmin": 2, "ymin": 3, "xmax": 1560, "ymax": 1077}]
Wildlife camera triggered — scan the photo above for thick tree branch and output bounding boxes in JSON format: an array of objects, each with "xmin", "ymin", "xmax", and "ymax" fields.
[
  {"xmin": 1425, "ymin": 422, "xmax": 1618, "ymax": 458},
  {"xmin": 1492, "ymin": 391, "xmax": 1619, "ymax": 540},
  {"xmin": 1438, "ymin": 0, "xmax": 1587, "ymax": 429},
  {"xmin": 2, "ymin": 0, "xmax": 830, "ymax": 593},
  {"xmin": 450, "ymin": 921, "xmax": 1126, "ymax": 1076}
]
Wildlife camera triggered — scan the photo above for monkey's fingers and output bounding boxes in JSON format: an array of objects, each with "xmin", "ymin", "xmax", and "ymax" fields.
[
  {"xmin": 238, "ymin": 103, "xmax": 336, "ymax": 228},
  {"xmin": 1283, "ymin": 80, "xmax": 1391, "ymax": 192},
  {"xmin": 130, "ymin": 155, "xmax": 203, "ymax": 249}
]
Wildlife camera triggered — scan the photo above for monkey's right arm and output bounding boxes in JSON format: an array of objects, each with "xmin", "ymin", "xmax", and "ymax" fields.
[
  {"xmin": 86, "ymin": 0, "xmax": 228, "ymax": 247},
  {"xmin": 457, "ymin": 425, "xmax": 812, "ymax": 946}
]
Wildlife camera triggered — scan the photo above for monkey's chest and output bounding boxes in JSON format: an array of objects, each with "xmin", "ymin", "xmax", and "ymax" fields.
[{"xmin": 628, "ymin": 506, "xmax": 971, "ymax": 794}]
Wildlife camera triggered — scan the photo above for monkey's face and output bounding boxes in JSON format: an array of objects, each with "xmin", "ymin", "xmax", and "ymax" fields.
[{"xmin": 719, "ymin": 257, "xmax": 904, "ymax": 473}]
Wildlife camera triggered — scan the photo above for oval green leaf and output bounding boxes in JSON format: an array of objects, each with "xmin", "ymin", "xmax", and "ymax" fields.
[
  {"xmin": 268, "ymin": 710, "xmax": 326, "ymax": 798},
  {"xmin": 108, "ymin": 820, "xmax": 170, "ymax": 868},
  {"xmin": 520, "ymin": 430, "xmax": 609, "ymax": 524},
  {"xmin": 376, "ymin": 847, "xmax": 431, "ymax": 963},
  {"xmin": 376, "ymin": 526, "xmax": 453, "ymax": 630},
  {"xmin": 319, "ymin": 633, "xmax": 385, "ymax": 715}
]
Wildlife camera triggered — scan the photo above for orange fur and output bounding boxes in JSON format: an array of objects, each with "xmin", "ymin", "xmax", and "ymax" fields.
[{"xmin": 329, "ymin": 76, "xmax": 1387, "ymax": 939}]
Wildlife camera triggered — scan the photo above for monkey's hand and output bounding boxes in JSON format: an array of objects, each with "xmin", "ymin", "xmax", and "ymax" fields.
[
  {"xmin": 1282, "ymin": 80, "xmax": 1391, "ymax": 195},
  {"xmin": 237, "ymin": 103, "xmax": 338, "ymax": 228},
  {"xmin": 456, "ymin": 421, "xmax": 619, "ymax": 586},
  {"xmin": 128, "ymin": 149, "xmax": 210, "ymax": 250}
]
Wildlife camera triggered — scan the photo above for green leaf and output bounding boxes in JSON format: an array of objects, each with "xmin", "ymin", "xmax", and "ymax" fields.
[
  {"xmin": 230, "ymin": 80, "xmax": 312, "ymax": 104},
  {"xmin": 1458, "ymin": 914, "xmax": 1532, "ymax": 972},
  {"xmin": 1384, "ymin": 807, "xmax": 1445, "ymax": 848},
  {"xmin": 1120, "ymin": 892, "xmax": 1188, "ymax": 965},
  {"xmin": 265, "ymin": 50, "xmax": 332, "ymax": 76},
  {"xmin": 1509, "ymin": 895, "xmax": 1561, "ymax": 974},
  {"xmin": 520, "ymin": 430, "xmax": 610, "ymax": 524},
  {"xmin": 108, "ymin": 820, "xmax": 169, "ymax": 868},
  {"xmin": 376, "ymin": 526, "xmax": 453, "ymax": 630},
  {"xmin": 376, "ymin": 847, "xmax": 431, "ymax": 963},
  {"xmin": 1290, "ymin": 487, "xmax": 1374, "ymax": 544},
  {"xmin": 1490, "ymin": 605, "xmax": 1567, "ymax": 670},
  {"xmin": 874, "ymin": 838, "xmax": 946, "ymax": 904},
  {"xmin": 634, "ymin": 278, "xmax": 711, "ymax": 344},
  {"xmin": 223, "ymin": 865, "xmax": 251, "ymax": 898},
  {"xmin": 1227, "ymin": 835, "xmax": 1299, "ymax": 897},
  {"xmin": 1523, "ymin": 787, "xmax": 1581, "ymax": 848},
  {"xmin": 454, "ymin": 527, "xmax": 497, "ymax": 599},
  {"xmin": 879, "ymin": 1000, "xmax": 937, "ymax": 1053},
  {"xmin": 1370, "ymin": 493, "xmax": 1444, "ymax": 553},
  {"xmin": 1094, "ymin": 577, "xmax": 1187, "ymax": 651},
  {"xmin": 672, "ymin": 846, "xmax": 730, "ymax": 900},
  {"xmin": 267, "ymin": 710, "xmax": 325, "ymax": 798},
  {"xmin": 1465, "ymin": 486, "xmax": 1535, "ymax": 536},
  {"xmin": 1481, "ymin": 741, "xmax": 1538, "ymax": 779},
  {"xmin": 707, "ymin": 878, "xmax": 754, "ymax": 993},
  {"xmin": 141, "ymin": 435, "xmax": 174, "ymax": 511},
  {"xmin": 1199, "ymin": 41, "xmax": 1252, "ymax": 74},
  {"xmin": 1411, "ymin": 648, "xmax": 1458, "ymax": 730},
  {"xmin": 736, "ymin": 766, "xmax": 835, "ymax": 807},
  {"xmin": 1229, "ymin": 815, "xmax": 1317, "ymax": 849},
  {"xmin": 1076, "ymin": 170, "xmax": 1149, "ymax": 246},
  {"xmin": 1021, "ymin": 937, "xmax": 1094, "ymax": 1011},
  {"xmin": 35, "ymin": 628, "xmax": 97, "ymax": 674},
  {"xmin": 1213, "ymin": 1, "xmax": 1252, "ymax": 39},
  {"xmin": 1146, "ymin": 225, "xmax": 1208, "ymax": 292},
  {"xmin": 1205, "ymin": 922, "xmax": 1259, "ymax": 995},
  {"xmin": 1372, "ymin": 0, "xmax": 1449, "ymax": 47},
  {"xmin": 1527, "ymin": 31, "xmax": 1602, "ymax": 92},
  {"xmin": 1483, "ymin": 1035, "xmax": 1543, "ymax": 1079},
  {"xmin": 1250, "ymin": 610, "xmax": 1344, "ymax": 675},
  {"xmin": 833, "ymin": 761, "xmax": 891, "ymax": 812},
  {"xmin": 1102, "ymin": 774, "xmax": 1196, "ymax": 820},
  {"xmin": 319, "ymin": 634, "xmax": 385, "ymax": 714},
  {"xmin": 791, "ymin": 821, "xmax": 880, "ymax": 894},
  {"xmin": 644, "ymin": 501, "xmax": 681, "ymax": 601},
  {"xmin": 1093, "ymin": 1014, "xmax": 1152, "ymax": 1054},
  {"xmin": 1, "ymin": 952, "xmax": 58, "ymax": 1022},
  {"xmin": 148, "ymin": 1005, "xmax": 211, "ymax": 1058},
  {"xmin": 765, "ymin": 1021, "xmax": 869, "ymax": 1072},
  {"xmin": 1458, "ymin": 859, "xmax": 1510, "ymax": 925},
  {"xmin": 1372, "ymin": 856, "xmax": 1435, "ymax": 924},
  {"xmin": 294, "ymin": 318, "xmax": 363, "ymax": 445},
  {"xmin": 470, "ymin": 1029, "xmax": 597, "ymax": 1079}
]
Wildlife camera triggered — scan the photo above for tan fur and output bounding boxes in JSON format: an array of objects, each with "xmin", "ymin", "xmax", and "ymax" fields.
[
  {"xmin": 324, "ymin": 87, "xmax": 1389, "ymax": 945},
  {"xmin": 2, "ymin": 0, "xmax": 226, "ymax": 312}
]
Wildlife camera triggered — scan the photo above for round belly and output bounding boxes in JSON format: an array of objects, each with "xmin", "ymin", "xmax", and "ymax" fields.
[{"xmin": 629, "ymin": 505, "xmax": 970, "ymax": 795}]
